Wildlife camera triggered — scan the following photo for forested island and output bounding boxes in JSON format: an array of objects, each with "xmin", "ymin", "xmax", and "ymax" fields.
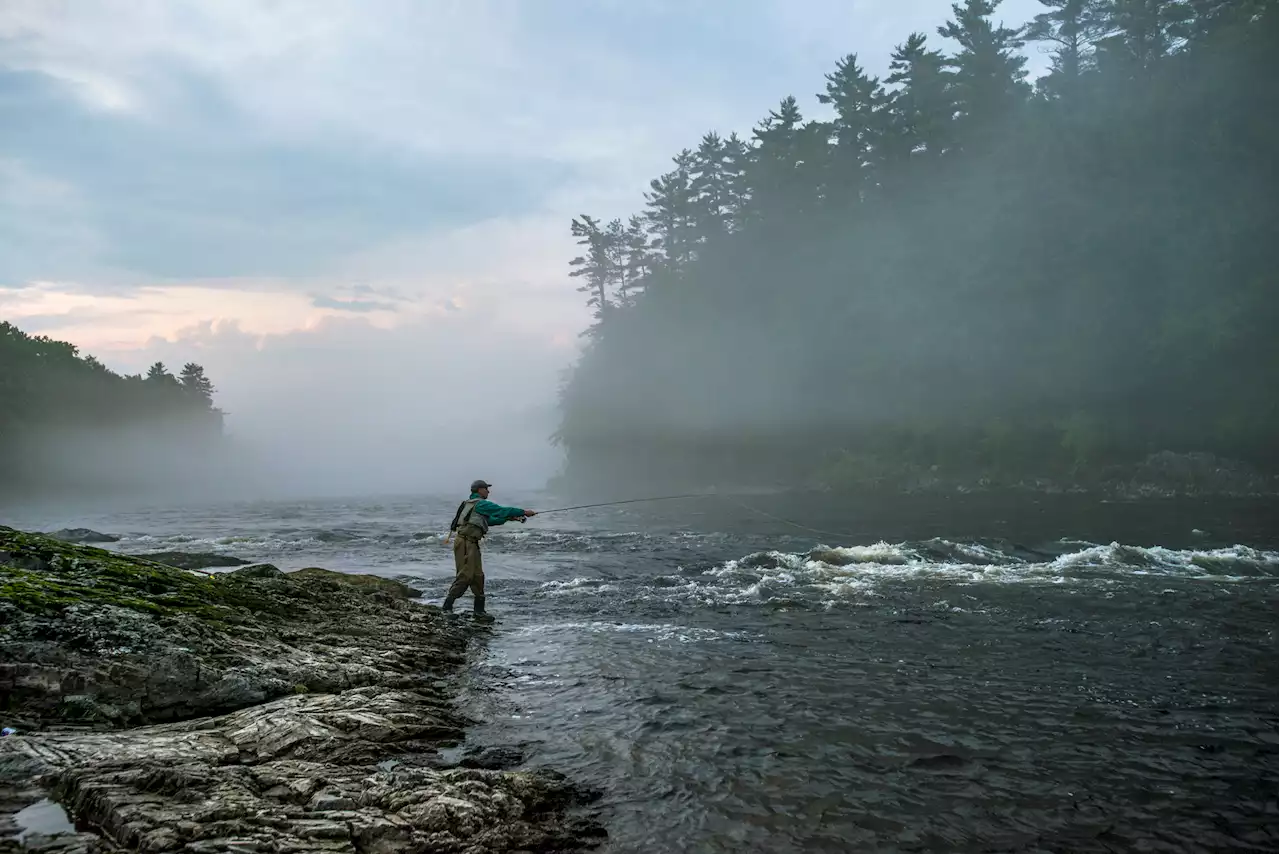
[
  {"xmin": 0, "ymin": 321, "xmax": 225, "ymax": 502},
  {"xmin": 553, "ymin": 0, "xmax": 1277, "ymax": 495}
]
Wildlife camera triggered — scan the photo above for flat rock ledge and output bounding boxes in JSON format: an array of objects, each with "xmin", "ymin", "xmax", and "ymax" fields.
[{"xmin": 0, "ymin": 527, "xmax": 604, "ymax": 853}]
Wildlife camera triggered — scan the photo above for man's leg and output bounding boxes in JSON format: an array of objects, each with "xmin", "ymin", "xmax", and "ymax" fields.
[
  {"xmin": 443, "ymin": 537, "xmax": 474, "ymax": 610},
  {"xmin": 470, "ymin": 543, "xmax": 486, "ymax": 614}
]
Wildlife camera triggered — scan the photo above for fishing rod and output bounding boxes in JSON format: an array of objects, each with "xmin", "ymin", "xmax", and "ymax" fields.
[{"xmin": 442, "ymin": 492, "xmax": 707, "ymax": 543}]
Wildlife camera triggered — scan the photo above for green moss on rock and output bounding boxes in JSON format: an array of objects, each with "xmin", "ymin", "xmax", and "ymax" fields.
[
  {"xmin": 0, "ymin": 527, "xmax": 354, "ymax": 626},
  {"xmin": 0, "ymin": 525, "xmax": 467, "ymax": 728},
  {"xmin": 287, "ymin": 567, "xmax": 422, "ymax": 599},
  {"xmin": 0, "ymin": 526, "xmax": 245, "ymax": 622}
]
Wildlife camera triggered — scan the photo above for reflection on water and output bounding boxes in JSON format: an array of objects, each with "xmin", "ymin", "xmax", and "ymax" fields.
[{"xmin": 12, "ymin": 798, "xmax": 75, "ymax": 842}]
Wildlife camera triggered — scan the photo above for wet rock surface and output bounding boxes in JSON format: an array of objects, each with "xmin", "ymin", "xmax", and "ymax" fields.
[
  {"xmin": 0, "ymin": 527, "xmax": 603, "ymax": 852},
  {"xmin": 136, "ymin": 551, "xmax": 250, "ymax": 571},
  {"xmin": 40, "ymin": 531, "xmax": 118, "ymax": 545}
]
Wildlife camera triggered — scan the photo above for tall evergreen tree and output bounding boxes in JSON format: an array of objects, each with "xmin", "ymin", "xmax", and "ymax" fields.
[
  {"xmin": 643, "ymin": 150, "xmax": 698, "ymax": 268},
  {"xmin": 744, "ymin": 96, "xmax": 811, "ymax": 223},
  {"xmin": 721, "ymin": 132, "xmax": 752, "ymax": 226},
  {"xmin": 938, "ymin": 0, "xmax": 1031, "ymax": 139},
  {"xmin": 816, "ymin": 54, "xmax": 889, "ymax": 203},
  {"xmin": 568, "ymin": 215, "xmax": 614, "ymax": 333},
  {"xmin": 145, "ymin": 361, "xmax": 179, "ymax": 387},
  {"xmin": 884, "ymin": 33, "xmax": 955, "ymax": 164},
  {"xmin": 623, "ymin": 215, "xmax": 656, "ymax": 296},
  {"xmin": 179, "ymin": 362, "xmax": 215, "ymax": 407},
  {"xmin": 691, "ymin": 132, "xmax": 734, "ymax": 238}
]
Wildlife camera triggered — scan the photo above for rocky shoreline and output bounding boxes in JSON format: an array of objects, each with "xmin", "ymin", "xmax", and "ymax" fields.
[{"xmin": 0, "ymin": 526, "xmax": 604, "ymax": 853}]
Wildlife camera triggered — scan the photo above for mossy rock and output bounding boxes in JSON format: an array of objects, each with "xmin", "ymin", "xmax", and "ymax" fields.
[
  {"xmin": 2, "ymin": 528, "xmax": 313, "ymax": 623},
  {"xmin": 143, "ymin": 551, "xmax": 251, "ymax": 570},
  {"xmin": 0, "ymin": 525, "xmax": 235, "ymax": 620},
  {"xmin": 287, "ymin": 567, "xmax": 422, "ymax": 599},
  {"xmin": 229, "ymin": 563, "xmax": 284, "ymax": 579},
  {"xmin": 0, "ymin": 525, "xmax": 467, "ymax": 729}
]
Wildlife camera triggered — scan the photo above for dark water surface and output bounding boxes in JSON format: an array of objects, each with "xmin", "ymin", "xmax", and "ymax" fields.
[{"xmin": 8, "ymin": 491, "xmax": 1277, "ymax": 852}]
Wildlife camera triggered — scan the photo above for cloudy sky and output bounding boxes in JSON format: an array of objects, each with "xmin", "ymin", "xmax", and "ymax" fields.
[{"xmin": 0, "ymin": 0, "xmax": 1046, "ymax": 496}]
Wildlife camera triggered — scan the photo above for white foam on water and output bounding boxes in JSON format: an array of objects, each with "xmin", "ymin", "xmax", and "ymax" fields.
[
  {"xmin": 1049, "ymin": 542, "xmax": 1278, "ymax": 580},
  {"xmin": 622, "ymin": 541, "xmax": 1278, "ymax": 608},
  {"xmin": 814, "ymin": 541, "xmax": 913, "ymax": 564},
  {"xmin": 113, "ymin": 532, "xmax": 330, "ymax": 554},
  {"xmin": 536, "ymin": 577, "xmax": 618, "ymax": 596}
]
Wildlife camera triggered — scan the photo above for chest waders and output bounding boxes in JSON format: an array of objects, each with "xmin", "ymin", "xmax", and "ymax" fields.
[{"xmin": 443, "ymin": 500, "xmax": 489, "ymax": 615}]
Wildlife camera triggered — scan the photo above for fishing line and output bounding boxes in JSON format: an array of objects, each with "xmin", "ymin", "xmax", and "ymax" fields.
[
  {"xmin": 536, "ymin": 493, "xmax": 708, "ymax": 515},
  {"xmin": 541, "ymin": 490, "xmax": 864, "ymax": 543}
]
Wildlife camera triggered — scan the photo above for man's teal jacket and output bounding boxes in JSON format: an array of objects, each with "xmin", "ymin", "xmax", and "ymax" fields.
[{"xmin": 467, "ymin": 493, "xmax": 527, "ymax": 526}]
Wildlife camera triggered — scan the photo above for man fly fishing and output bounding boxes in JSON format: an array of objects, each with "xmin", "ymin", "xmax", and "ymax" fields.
[{"xmin": 443, "ymin": 480, "xmax": 537, "ymax": 616}]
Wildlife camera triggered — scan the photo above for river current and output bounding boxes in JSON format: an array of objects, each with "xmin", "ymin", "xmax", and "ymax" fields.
[{"xmin": 7, "ymin": 491, "xmax": 1277, "ymax": 853}]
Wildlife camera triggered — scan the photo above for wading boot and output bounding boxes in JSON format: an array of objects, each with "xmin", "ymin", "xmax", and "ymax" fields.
[
  {"xmin": 473, "ymin": 595, "xmax": 493, "ymax": 621},
  {"xmin": 441, "ymin": 596, "xmax": 455, "ymax": 613}
]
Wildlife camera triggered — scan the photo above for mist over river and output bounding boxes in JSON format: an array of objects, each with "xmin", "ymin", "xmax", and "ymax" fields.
[{"xmin": 9, "ymin": 490, "xmax": 1276, "ymax": 853}]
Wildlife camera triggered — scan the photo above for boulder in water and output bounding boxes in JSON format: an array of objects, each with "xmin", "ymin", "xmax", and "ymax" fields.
[
  {"xmin": 139, "ymin": 551, "xmax": 250, "ymax": 571},
  {"xmin": 226, "ymin": 562, "xmax": 284, "ymax": 579},
  {"xmin": 43, "ymin": 529, "xmax": 119, "ymax": 544}
]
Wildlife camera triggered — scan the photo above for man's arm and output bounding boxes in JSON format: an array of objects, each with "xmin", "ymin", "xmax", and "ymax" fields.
[{"xmin": 474, "ymin": 499, "xmax": 533, "ymax": 525}]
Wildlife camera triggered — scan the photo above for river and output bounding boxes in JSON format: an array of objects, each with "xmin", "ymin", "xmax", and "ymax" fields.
[{"xmin": 7, "ymin": 490, "xmax": 1277, "ymax": 853}]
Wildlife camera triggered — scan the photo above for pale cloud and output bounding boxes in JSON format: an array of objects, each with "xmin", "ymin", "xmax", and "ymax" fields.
[{"xmin": 1, "ymin": 282, "xmax": 357, "ymax": 351}]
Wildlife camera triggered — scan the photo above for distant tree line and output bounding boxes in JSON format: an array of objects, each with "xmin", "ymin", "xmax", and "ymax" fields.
[
  {"xmin": 0, "ymin": 321, "xmax": 224, "ymax": 497},
  {"xmin": 554, "ymin": 0, "xmax": 1277, "ymax": 491}
]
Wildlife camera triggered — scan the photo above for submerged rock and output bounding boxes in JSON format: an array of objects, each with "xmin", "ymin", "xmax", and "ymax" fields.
[
  {"xmin": 42, "ymin": 529, "xmax": 118, "ymax": 545},
  {"xmin": 138, "ymin": 551, "xmax": 250, "ymax": 571},
  {"xmin": 0, "ymin": 526, "xmax": 604, "ymax": 852}
]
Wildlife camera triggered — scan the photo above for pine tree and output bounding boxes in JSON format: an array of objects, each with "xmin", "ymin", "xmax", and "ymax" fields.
[
  {"xmin": 691, "ymin": 132, "xmax": 734, "ymax": 239},
  {"xmin": 745, "ymin": 96, "xmax": 810, "ymax": 223},
  {"xmin": 884, "ymin": 33, "xmax": 955, "ymax": 164},
  {"xmin": 938, "ymin": 0, "xmax": 1031, "ymax": 139},
  {"xmin": 643, "ymin": 150, "xmax": 698, "ymax": 268},
  {"xmin": 145, "ymin": 361, "xmax": 178, "ymax": 387},
  {"xmin": 623, "ymin": 215, "xmax": 656, "ymax": 298},
  {"xmin": 600, "ymin": 218, "xmax": 638, "ymax": 309},
  {"xmin": 816, "ymin": 54, "xmax": 890, "ymax": 204},
  {"xmin": 180, "ymin": 362, "xmax": 215, "ymax": 407},
  {"xmin": 722, "ymin": 132, "xmax": 752, "ymax": 226},
  {"xmin": 568, "ymin": 215, "xmax": 614, "ymax": 333}
]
